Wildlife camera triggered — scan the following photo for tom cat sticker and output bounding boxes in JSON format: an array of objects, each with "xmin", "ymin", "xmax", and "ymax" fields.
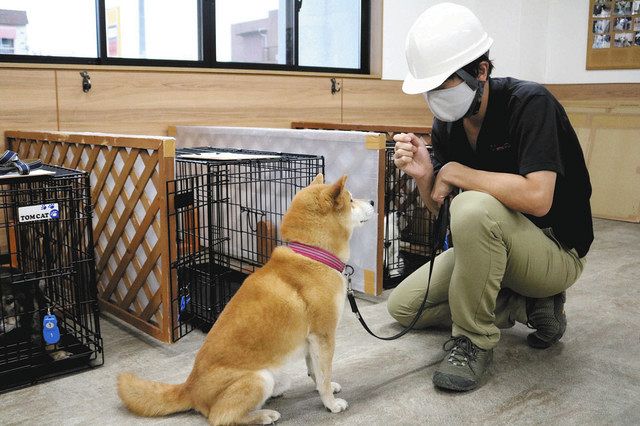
[{"xmin": 18, "ymin": 203, "xmax": 60, "ymax": 223}]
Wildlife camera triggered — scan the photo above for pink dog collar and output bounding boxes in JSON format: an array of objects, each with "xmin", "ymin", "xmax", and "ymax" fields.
[{"xmin": 288, "ymin": 242, "xmax": 345, "ymax": 273}]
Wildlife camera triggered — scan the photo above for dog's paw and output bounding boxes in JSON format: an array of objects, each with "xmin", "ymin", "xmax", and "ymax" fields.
[
  {"xmin": 331, "ymin": 382, "xmax": 342, "ymax": 394},
  {"xmin": 325, "ymin": 398, "xmax": 348, "ymax": 413},
  {"xmin": 256, "ymin": 409, "xmax": 281, "ymax": 424}
]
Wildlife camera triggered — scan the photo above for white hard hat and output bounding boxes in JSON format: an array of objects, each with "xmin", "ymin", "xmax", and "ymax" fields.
[{"xmin": 402, "ymin": 3, "xmax": 494, "ymax": 95}]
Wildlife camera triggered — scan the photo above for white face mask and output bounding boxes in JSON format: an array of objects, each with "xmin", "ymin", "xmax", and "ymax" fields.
[{"xmin": 424, "ymin": 81, "xmax": 476, "ymax": 122}]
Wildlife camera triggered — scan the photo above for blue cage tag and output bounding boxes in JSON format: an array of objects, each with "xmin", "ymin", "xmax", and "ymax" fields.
[
  {"xmin": 178, "ymin": 293, "xmax": 191, "ymax": 321},
  {"xmin": 43, "ymin": 313, "xmax": 61, "ymax": 345},
  {"xmin": 180, "ymin": 294, "xmax": 191, "ymax": 312}
]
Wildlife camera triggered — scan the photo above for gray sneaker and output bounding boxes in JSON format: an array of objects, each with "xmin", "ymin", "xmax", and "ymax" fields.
[
  {"xmin": 432, "ymin": 336, "xmax": 493, "ymax": 391},
  {"xmin": 526, "ymin": 291, "xmax": 567, "ymax": 349}
]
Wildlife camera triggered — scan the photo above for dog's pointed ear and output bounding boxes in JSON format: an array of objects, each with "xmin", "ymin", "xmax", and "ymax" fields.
[
  {"xmin": 310, "ymin": 173, "xmax": 324, "ymax": 186},
  {"xmin": 327, "ymin": 175, "xmax": 347, "ymax": 202}
]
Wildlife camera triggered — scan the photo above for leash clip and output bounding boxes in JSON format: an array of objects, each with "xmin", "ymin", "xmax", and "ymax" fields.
[
  {"xmin": 344, "ymin": 264, "xmax": 360, "ymax": 316},
  {"xmin": 343, "ymin": 264, "xmax": 354, "ymax": 291}
]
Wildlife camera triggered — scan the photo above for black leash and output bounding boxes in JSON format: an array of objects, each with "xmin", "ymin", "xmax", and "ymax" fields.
[{"xmin": 346, "ymin": 197, "xmax": 450, "ymax": 340}]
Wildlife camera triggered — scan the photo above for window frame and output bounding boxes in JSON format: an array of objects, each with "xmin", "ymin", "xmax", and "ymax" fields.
[
  {"xmin": 0, "ymin": 0, "xmax": 370, "ymax": 75},
  {"xmin": 0, "ymin": 38, "xmax": 15, "ymax": 54}
]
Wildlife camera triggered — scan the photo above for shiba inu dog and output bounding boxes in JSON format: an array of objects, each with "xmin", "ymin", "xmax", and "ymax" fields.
[{"xmin": 118, "ymin": 174, "xmax": 374, "ymax": 425}]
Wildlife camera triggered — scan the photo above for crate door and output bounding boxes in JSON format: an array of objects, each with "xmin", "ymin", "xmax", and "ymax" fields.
[{"xmin": 167, "ymin": 174, "xmax": 235, "ymax": 341}]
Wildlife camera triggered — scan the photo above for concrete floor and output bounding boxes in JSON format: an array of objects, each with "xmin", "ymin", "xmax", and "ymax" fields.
[{"xmin": 3, "ymin": 218, "xmax": 639, "ymax": 425}]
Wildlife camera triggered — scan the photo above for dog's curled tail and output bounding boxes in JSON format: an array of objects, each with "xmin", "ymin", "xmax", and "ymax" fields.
[{"xmin": 117, "ymin": 372, "xmax": 191, "ymax": 416}]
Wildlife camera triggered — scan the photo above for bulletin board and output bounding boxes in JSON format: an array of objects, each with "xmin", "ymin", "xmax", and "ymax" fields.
[{"xmin": 587, "ymin": 0, "xmax": 640, "ymax": 69}]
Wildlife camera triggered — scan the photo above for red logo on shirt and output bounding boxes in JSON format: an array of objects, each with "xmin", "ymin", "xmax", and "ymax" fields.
[{"xmin": 490, "ymin": 142, "xmax": 512, "ymax": 152}]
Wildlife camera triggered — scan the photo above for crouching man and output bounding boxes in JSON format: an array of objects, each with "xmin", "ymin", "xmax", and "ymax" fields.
[{"xmin": 387, "ymin": 3, "xmax": 593, "ymax": 391}]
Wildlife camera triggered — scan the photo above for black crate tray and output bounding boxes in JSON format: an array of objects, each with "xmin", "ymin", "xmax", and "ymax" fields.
[
  {"xmin": 177, "ymin": 263, "xmax": 247, "ymax": 333},
  {"xmin": 0, "ymin": 326, "xmax": 103, "ymax": 393}
]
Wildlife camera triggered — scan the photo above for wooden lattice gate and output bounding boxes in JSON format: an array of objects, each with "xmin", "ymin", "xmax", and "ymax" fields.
[{"xmin": 6, "ymin": 131, "xmax": 176, "ymax": 342}]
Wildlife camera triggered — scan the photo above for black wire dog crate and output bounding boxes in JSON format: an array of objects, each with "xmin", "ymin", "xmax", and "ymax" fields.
[
  {"xmin": 383, "ymin": 143, "xmax": 435, "ymax": 289},
  {"xmin": 168, "ymin": 147, "xmax": 324, "ymax": 340},
  {"xmin": 0, "ymin": 165, "xmax": 102, "ymax": 392}
]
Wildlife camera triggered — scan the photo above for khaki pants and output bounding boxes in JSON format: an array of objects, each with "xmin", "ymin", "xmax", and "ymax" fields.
[{"xmin": 387, "ymin": 191, "xmax": 586, "ymax": 350}]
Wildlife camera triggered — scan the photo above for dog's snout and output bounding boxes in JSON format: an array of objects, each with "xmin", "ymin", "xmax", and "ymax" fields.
[{"xmin": 369, "ymin": 200, "xmax": 375, "ymax": 207}]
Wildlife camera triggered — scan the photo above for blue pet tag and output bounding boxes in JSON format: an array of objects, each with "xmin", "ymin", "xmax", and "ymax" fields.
[{"xmin": 43, "ymin": 313, "xmax": 61, "ymax": 345}]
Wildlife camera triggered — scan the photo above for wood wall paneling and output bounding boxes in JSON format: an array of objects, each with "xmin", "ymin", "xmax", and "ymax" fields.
[
  {"xmin": 567, "ymin": 113, "xmax": 593, "ymax": 161},
  {"xmin": 548, "ymin": 83, "xmax": 640, "ymax": 116},
  {"xmin": 342, "ymin": 78, "xmax": 433, "ymax": 127},
  {"xmin": 0, "ymin": 69, "xmax": 58, "ymax": 147},
  {"xmin": 566, "ymin": 111, "xmax": 640, "ymax": 223},
  {"xmin": 546, "ymin": 83, "xmax": 640, "ymax": 103},
  {"xmin": 588, "ymin": 116, "xmax": 640, "ymax": 222},
  {"xmin": 55, "ymin": 70, "xmax": 341, "ymax": 135}
]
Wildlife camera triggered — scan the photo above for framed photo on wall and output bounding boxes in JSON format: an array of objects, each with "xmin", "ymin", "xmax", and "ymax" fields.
[{"xmin": 587, "ymin": 0, "xmax": 640, "ymax": 69}]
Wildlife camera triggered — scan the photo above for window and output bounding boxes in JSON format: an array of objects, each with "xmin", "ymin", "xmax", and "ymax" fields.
[
  {"xmin": 104, "ymin": 0, "xmax": 200, "ymax": 61},
  {"xmin": 0, "ymin": 0, "xmax": 97, "ymax": 58},
  {"xmin": 215, "ymin": 0, "xmax": 368, "ymax": 71},
  {"xmin": 298, "ymin": 0, "xmax": 362, "ymax": 69},
  {"xmin": 0, "ymin": 0, "xmax": 370, "ymax": 74},
  {"xmin": 216, "ymin": 0, "xmax": 286, "ymax": 65},
  {"xmin": 0, "ymin": 37, "xmax": 13, "ymax": 54}
]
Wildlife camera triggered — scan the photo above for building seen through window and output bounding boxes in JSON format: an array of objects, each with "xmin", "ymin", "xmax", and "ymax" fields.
[
  {"xmin": 0, "ymin": 8, "xmax": 28, "ymax": 55},
  {"xmin": 217, "ymin": 0, "xmax": 363, "ymax": 69}
]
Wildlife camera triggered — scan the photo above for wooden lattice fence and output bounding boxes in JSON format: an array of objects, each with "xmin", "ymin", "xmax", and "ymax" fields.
[{"xmin": 6, "ymin": 131, "xmax": 176, "ymax": 342}]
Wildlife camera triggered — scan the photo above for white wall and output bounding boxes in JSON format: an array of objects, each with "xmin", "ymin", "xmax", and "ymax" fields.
[
  {"xmin": 519, "ymin": 0, "xmax": 549, "ymax": 83},
  {"xmin": 383, "ymin": 0, "xmax": 529, "ymax": 81},
  {"xmin": 383, "ymin": 0, "xmax": 640, "ymax": 84}
]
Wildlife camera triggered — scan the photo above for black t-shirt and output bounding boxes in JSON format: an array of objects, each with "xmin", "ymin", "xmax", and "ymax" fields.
[{"xmin": 431, "ymin": 77, "xmax": 594, "ymax": 258}]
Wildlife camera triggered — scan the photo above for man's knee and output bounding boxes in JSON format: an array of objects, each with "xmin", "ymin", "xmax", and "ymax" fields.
[
  {"xmin": 387, "ymin": 288, "xmax": 452, "ymax": 328},
  {"xmin": 450, "ymin": 191, "xmax": 506, "ymax": 234},
  {"xmin": 387, "ymin": 287, "xmax": 426, "ymax": 327},
  {"xmin": 387, "ymin": 288, "xmax": 409, "ymax": 325}
]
